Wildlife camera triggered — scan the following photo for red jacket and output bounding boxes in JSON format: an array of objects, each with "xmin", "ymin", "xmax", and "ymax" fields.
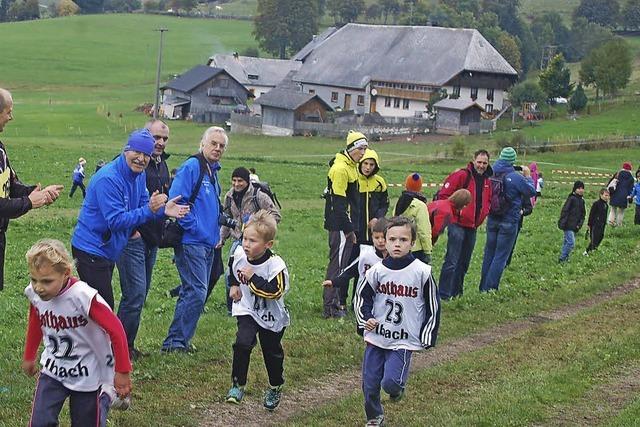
[
  {"xmin": 427, "ymin": 199, "xmax": 455, "ymax": 244},
  {"xmin": 437, "ymin": 162, "xmax": 492, "ymax": 229}
]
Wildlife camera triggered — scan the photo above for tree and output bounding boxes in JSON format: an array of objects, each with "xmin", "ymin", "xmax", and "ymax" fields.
[
  {"xmin": 567, "ymin": 17, "xmax": 613, "ymax": 61},
  {"xmin": 580, "ymin": 38, "xmax": 632, "ymax": 99},
  {"xmin": 240, "ymin": 46, "xmax": 260, "ymax": 57},
  {"xmin": 75, "ymin": 0, "xmax": 104, "ymax": 13},
  {"xmin": 0, "ymin": 0, "xmax": 14, "ymax": 21},
  {"xmin": 495, "ymin": 31, "xmax": 522, "ymax": 74},
  {"xmin": 569, "ymin": 83, "xmax": 588, "ymax": 112},
  {"xmin": 56, "ymin": 0, "xmax": 80, "ymax": 15},
  {"xmin": 253, "ymin": 0, "xmax": 319, "ymax": 59},
  {"xmin": 7, "ymin": 0, "xmax": 38, "ymax": 20},
  {"xmin": 538, "ymin": 54, "xmax": 574, "ymax": 101},
  {"xmin": 104, "ymin": 0, "xmax": 140, "ymax": 12},
  {"xmin": 622, "ymin": 0, "xmax": 640, "ymax": 30},
  {"xmin": 327, "ymin": 0, "xmax": 364, "ymax": 24},
  {"xmin": 509, "ymin": 81, "xmax": 546, "ymax": 108},
  {"xmin": 574, "ymin": 0, "xmax": 620, "ymax": 28},
  {"xmin": 379, "ymin": 0, "xmax": 400, "ymax": 24},
  {"xmin": 365, "ymin": 3, "xmax": 381, "ymax": 21}
]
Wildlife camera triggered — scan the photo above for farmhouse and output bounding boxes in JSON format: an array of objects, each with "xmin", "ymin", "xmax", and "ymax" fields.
[
  {"xmin": 292, "ymin": 24, "xmax": 517, "ymax": 120},
  {"xmin": 160, "ymin": 65, "xmax": 252, "ymax": 123},
  {"xmin": 207, "ymin": 53, "xmax": 302, "ymax": 98}
]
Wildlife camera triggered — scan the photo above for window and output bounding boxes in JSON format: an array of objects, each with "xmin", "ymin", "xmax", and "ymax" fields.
[
  {"xmin": 471, "ymin": 87, "xmax": 478, "ymax": 101},
  {"xmin": 451, "ymin": 85, "xmax": 460, "ymax": 98},
  {"xmin": 219, "ymin": 78, "xmax": 229, "ymax": 88},
  {"xmin": 331, "ymin": 91, "xmax": 338, "ymax": 102},
  {"xmin": 357, "ymin": 95, "xmax": 365, "ymax": 106},
  {"xmin": 247, "ymin": 74, "xmax": 259, "ymax": 80},
  {"xmin": 393, "ymin": 98, "xmax": 401, "ymax": 108},
  {"xmin": 487, "ymin": 88, "xmax": 494, "ymax": 101},
  {"xmin": 402, "ymin": 99, "xmax": 410, "ymax": 109},
  {"xmin": 309, "ymin": 89, "xmax": 315, "ymax": 94},
  {"xmin": 485, "ymin": 104, "xmax": 494, "ymax": 113},
  {"xmin": 385, "ymin": 97, "xmax": 391, "ymax": 107}
]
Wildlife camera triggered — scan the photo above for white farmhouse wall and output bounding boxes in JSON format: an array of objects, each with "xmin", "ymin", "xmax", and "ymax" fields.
[{"xmin": 300, "ymin": 83, "xmax": 367, "ymax": 114}]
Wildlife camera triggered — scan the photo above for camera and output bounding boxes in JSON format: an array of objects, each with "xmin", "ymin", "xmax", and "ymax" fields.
[{"xmin": 219, "ymin": 212, "xmax": 239, "ymax": 229}]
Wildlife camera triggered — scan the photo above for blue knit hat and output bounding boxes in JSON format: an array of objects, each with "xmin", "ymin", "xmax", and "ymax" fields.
[{"xmin": 123, "ymin": 129, "xmax": 154, "ymax": 156}]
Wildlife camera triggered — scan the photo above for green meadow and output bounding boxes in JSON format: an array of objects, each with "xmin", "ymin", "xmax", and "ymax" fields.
[{"xmin": 1, "ymin": 14, "xmax": 640, "ymax": 426}]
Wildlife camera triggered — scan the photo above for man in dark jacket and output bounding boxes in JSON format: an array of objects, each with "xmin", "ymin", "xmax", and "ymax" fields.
[
  {"xmin": 558, "ymin": 181, "xmax": 586, "ymax": 263},
  {"xmin": 0, "ymin": 88, "xmax": 64, "ymax": 291},
  {"xmin": 437, "ymin": 149, "xmax": 492, "ymax": 300},
  {"xmin": 608, "ymin": 162, "xmax": 634, "ymax": 227},
  {"xmin": 585, "ymin": 188, "xmax": 609, "ymax": 254},
  {"xmin": 323, "ymin": 130, "xmax": 368, "ymax": 318},
  {"xmin": 116, "ymin": 119, "xmax": 171, "ymax": 360}
]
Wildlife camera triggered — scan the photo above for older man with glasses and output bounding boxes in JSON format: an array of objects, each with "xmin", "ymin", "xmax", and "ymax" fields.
[
  {"xmin": 71, "ymin": 129, "xmax": 189, "ymax": 312},
  {"xmin": 116, "ymin": 120, "xmax": 171, "ymax": 360}
]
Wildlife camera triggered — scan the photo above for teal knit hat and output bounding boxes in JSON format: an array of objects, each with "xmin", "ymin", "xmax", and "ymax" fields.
[{"xmin": 499, "ymin": 147, "xmax": 517, "ymax": 164}]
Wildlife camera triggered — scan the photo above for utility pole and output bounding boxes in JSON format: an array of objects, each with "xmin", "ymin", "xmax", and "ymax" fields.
[{"xmin": 153, "ymin": 28, "xmax": 168, "ymax": 119}]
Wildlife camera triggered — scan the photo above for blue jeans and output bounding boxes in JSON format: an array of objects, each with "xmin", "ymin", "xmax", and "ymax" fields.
[
  {"xmin": 362, "ymin": 344, "xmax": 412, "ymax": 420},
  {"xmin": 116, "ymin": 236, "xmax": 158, "ymax": 349},
  {"xmin": 225, "ymin": 239, "xmax": 242, "ymax": 314},
  {"xmin": 163, "ymin": 243, "xmax": 214, "ymax": 350},
  {"xmin": 439, "ymin": 224, "xmax": 477, "ymax": 300},
  {"xmin": 559, "ymin": 230, "xmax": 576, "ymax": 262},
  {"xmin": 479, "ymin": 217, "xmax": 519, "ymax": 292}
]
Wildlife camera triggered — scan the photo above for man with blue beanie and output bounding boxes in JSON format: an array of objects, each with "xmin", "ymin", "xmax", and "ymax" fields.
[
  {"xmin": 479, "ymin": 146, "xmax": 535, "ymax": 293},
  {"xmin": 71, "ymin": 129, "xmax": 189, "ymax": 308}
]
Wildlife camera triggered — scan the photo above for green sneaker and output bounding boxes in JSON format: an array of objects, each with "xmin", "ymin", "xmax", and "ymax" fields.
[
  {"xmin": 389, "ymin": 388, "xmax": 404, "ymax": 402},
  {"xmin": 263, "ymin": 384, "xmax": 283, "ymax": 411},
  {"xmin": 226, "ymin": 384, "xmax": 245, "ymax": 404}
]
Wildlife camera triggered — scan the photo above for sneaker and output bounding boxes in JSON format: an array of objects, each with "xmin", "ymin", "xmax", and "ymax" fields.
[
  {"xmin": 226, "ymin": 383, "xmax": 245, "ymax": 404},
  {"xmin": 101, "ymin": 385, "xmax": 131, "ymax": 411},
  {"xmin": 389, "ymin": 388, "xmax": 404, "ymax": 402},
  {"xmin": 582, "ymin": 251, "xmax": 589, "ymax": 256},
  {"xmin": 263, "ymin": 384, "xmax": 283, "ymax": 411},
  {"xmin": 129, "ymin": 347, "xmax": 147, "ymax": 361},
  {"xmin": 365, "ymin": 415, "xmax": 384, "ymax": 426}
]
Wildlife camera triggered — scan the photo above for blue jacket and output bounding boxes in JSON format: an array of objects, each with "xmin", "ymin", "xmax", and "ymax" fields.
[
  {"xmin": 72, "ymin": 164, "xmax": 85, "ymax": 184},
  {"xmin": 491, "ymin": 159, "xmax": 536, "ymax": 223},
  {"xmin": 630, "ymin": 182, "xmax": 640, "ymax": 206},
  {"xmin": 71, "ymin": 154, "xmax": 161, "ymax": 261},
  {"xmin": 170, "ymin": 156, "xmax": 221, "ymax": 246}
]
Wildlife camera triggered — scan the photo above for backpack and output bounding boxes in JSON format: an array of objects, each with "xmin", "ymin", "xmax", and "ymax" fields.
[
  {"xmin": 252, "ymin": 181, "xmax": 281, "ymax": 210},
  {"xmin": 488, "ymin": 172, "xmax": 509, "ymax": 216},
  {"xmin": 432, "ymin": 168, "xmax": 472, "ymax": 202}
]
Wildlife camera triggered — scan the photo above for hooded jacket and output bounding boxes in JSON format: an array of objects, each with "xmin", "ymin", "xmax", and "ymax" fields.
[
  {"xmin": 588, "ymin": 198, "xmax": 608, "ymax": 230},
  {"xmin": 220, "ymin": 182, "xmax": 281, "ymax": 242},
  {"xmin": 427, "ymin": 199, "xmax": 456, "ymax": 245},
  {"xmin": 558, "ymin": 192, "xmax": 586, "ymax": 232},
  {"xmin": 394, "ymin": 191, "xmax": 432, "ymax": 254},
  {"xmin": 357, "ymin": 149, "xmax": 389, "ymax": 243},
  {"xmin": 610, "ymin": 169, "xmax": 634, "ymax": 208},
  {"xmin": 490, "ymin": 159, "xmax": 536, "ymax": 224},
  {"xmin": 71, "ymin": 154, "xmax": 161, "ymax": 261},
  {"xmin": 324, "ymin": 151, "xmax": 360, "ymax": 232},
  {"xmin": 437, "ymin": 162, "xmax": 492, "ymax": 229}
]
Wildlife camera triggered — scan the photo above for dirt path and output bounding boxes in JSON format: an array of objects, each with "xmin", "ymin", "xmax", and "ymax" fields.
[{"xmin": 200, "ymin": 280, "xmax": 640, "ymax": 426}]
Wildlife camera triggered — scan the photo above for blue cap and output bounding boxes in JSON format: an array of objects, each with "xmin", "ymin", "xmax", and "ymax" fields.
[{"xmin": 123, "ymin": 129, "xmax": 154, "ymax": 156}]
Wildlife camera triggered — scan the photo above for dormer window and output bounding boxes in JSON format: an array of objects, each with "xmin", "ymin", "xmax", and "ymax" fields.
[{"xmin": 248, "ymin": 74, "xmax": 259, "ymax": 80}]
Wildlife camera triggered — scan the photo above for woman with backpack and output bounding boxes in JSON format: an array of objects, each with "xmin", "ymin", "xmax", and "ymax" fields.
[
  {"xmin": 479, "ymin": 147, "xmax": 536, "ymax": 293},
  {"xmin": 607, "ymin": 162, "xmax": 634, "ymax": 227}
]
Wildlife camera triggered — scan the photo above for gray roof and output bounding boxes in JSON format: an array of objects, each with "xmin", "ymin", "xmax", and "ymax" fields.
[
  {"xmin": 292, "ymin": 27, "xmax": 338, "ymax": 61},
  {"xmin": 293, "ymin": 24, "xmax": 518, "ymax": 89},
  {"xmin": 207, "ymin": 55, "xmax": 301, "ymax": 87},
  {"xmin": 255, "ymin": 88, "xmax": 333, "ymax": 111},
  {"xmin": 162, "ymin": 65, "xmax": 225, "ymax": 92},
  {"xmin": 433, "ymin": 98, "xmax": 485, "ymax": 111}
]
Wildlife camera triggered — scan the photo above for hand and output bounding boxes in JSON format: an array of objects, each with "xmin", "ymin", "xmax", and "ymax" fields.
[
  {"xmin": 239, "ymin": 266, "xmax": 254, "ymax": 282},
  {"xmin": 322, "ymin": 280, "xmax": 333, "ymax": 287},
  {"xmin": 148, "ymin": 190, "xmax": 168, "ymax": 213},
  {"xmin": 346, "ymin": 231, "xmax": 357, "ymax": 244},
  {"xmin": 28, "ymin": 184, "xmax": 52, "ymax": 208},
  {"xmin": 521, "ymin": 166, "xmax": 531, "ymax": 177},
  {"xmin": 229, "ymin": 285, "xmax": 242, "ymax": 302},
  {"xmin": 21, "ymin": 360, "xmax": 38, "ymax": 376},
  {"xmin": 364, "ymin": 318, "xmax": 379, "ymax": 331},
  {"xmin": 368, "ymin": 218, "xmax": 378, "ymax": 229},
  {"xmin": 43, "ymin": 184, "xmax": 64, "ymax": 203},
  {"xmin": 114, "ymin": 372, "xmax": 132, "ymax": 399},
  {"xmin": 164, "ymin": 195, "xmax": 190, "ymax": 219},
  {"xmin": 215, "ymin": 239, "xmax": 225, "ymax": 249}
]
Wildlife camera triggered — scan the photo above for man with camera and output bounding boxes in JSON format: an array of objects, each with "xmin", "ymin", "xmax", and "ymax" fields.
[
  {"xmin": 219, "ymin": 167, "xmax": 281, "ymax": 314},
  {"xmin": 116, "ymin": 119, "xmax": 171, "ymax": 360},
  {"xmin": 162, "ymin": 126, "xmax": 228, "ymax": 353}
]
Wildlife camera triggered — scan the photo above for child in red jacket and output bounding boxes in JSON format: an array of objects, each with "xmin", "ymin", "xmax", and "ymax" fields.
[{"xmin": 428, "ymin": 189, "xmax": 472, "ymax": 245}]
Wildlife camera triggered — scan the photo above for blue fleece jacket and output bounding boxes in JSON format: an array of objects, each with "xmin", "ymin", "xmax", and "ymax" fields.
[
  {"xmin": 71, "ymin": 154, "xmax": 162, "ymax": 261},
  {"xmin": 491, "ymin": 159, "xmax": 536, "ymax": 223},
  {"xmin": 170, "ymin": 156, "xmax": 221, "ymax": 246},
  {"xmin": 630, "ymin": 182, "xmax": 640, "ymax": 206}
]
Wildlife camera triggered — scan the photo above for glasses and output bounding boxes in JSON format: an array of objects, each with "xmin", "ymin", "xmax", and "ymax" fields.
[
  {"xmin": 153, "ymin": 135, "xmax": 168, "ymax": 142},
  {"xmin": 208, "ymin": 141, "xmax": 227, "ymax": 150}
]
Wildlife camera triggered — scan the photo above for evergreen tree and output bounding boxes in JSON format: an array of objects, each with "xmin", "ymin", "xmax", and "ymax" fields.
[
  {"xmin": 574, "ymin": 0, "xmax": 620, "ymax": 28},
  {"xmin": 569, "ymin": 83, "xmax": 588, "ymax": 112},
  {"xmin": 622, "ymin": 0, "xmax": 640, "ymax": 30},
  {"xmin": 327, "ymin": 0, "xmax": 364, "ymax": 24},
  {"xmin": 539, "ymin": 54, "xmax": 574, "ymax": 101}
]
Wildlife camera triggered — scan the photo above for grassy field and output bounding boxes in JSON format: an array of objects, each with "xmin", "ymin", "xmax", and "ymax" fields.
[{"xmin": 2, "ymin": 14, "xmax": 640, "ymax": 426}]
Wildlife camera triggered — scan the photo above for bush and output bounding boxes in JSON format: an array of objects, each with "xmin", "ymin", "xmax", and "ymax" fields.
[
  {"xmin": 240, "ymin": 47, "xmax": 260, "ymax": 58},
  {"xmin": 56, "ymin": 0, "xmax": 80, "ymax": 16},
  {"xmin": 451, "ymin": 137, "xmax": 466, "ymax": 158},
  {"xmin": 510, "ymin": 132, "xmax": 527, "ymax": 150},
  {"xmin": 495, "ymin": 135, "xmax": 510, "ymax": 150},
  {"xmin": 104, "ymin": 0, "xmax": 140, "ymax": 12}
]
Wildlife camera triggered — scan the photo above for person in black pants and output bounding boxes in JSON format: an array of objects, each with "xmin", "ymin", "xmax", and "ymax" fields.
[{"xmin": 585, "ymin": 188, "xmax": 610, "ymax": 254}]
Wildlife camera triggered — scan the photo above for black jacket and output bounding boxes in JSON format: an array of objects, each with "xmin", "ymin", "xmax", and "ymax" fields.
[
  {"xmin": 324, "ymin": 152, "xmax": 360, "ymax": 232},
  {"xmin": 587, "ymin": 198, "xmax": 608, "ymax": 230},
  {"xmin": 0, "ymin": 141, "xmax": 36, "ymax": 233},
  {"xmin": 138, "ymin": 152, "xmax": 171, "ymax": 246},
  {"xmin": 558, "ymin": 193, "xmax": 586, "ymax": 232},
  {"xmin": 610, "ymin": 169, "xmax": 634, "ymax": 208}
]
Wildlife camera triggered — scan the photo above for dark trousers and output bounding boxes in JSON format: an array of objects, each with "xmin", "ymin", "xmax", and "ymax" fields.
[
  {"xmin": 29, "ymin": 373, "xmax": 110, "ymax": 427},
  {"xmin": 635, "ymin": 205, "xmax": 640, "ymax": 225},
  {"xmin": 362, "ymin": 343, "xmax": 412, "ymax": 420},
  {"xmin": 586, "ymin": 225, "xmax": 606, "ymax": 252},
  {"xmin": 232, "ymin": 315, "xmax": 285, "ymax": 387},
  {"xmin": 439, "ymin": 224, "xmax": 477, "ymax": 300},
  {"xmin": 324, "ymin": 230, "xmax": 355, "ymax": 316},
  {"xmin": 72, "ymin": 246, "xmax": 116, "ymax": 309},
  {"xmin": 0, "ymin": 232, "xmax": 5, "ymax": 291},
  {"xmin": 69, "ymin": 182, "xmax": 86, "ymax": 198},
  {"xmin": 338, "ymin": 245, "xmax": 361, "ymax": 307}
]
